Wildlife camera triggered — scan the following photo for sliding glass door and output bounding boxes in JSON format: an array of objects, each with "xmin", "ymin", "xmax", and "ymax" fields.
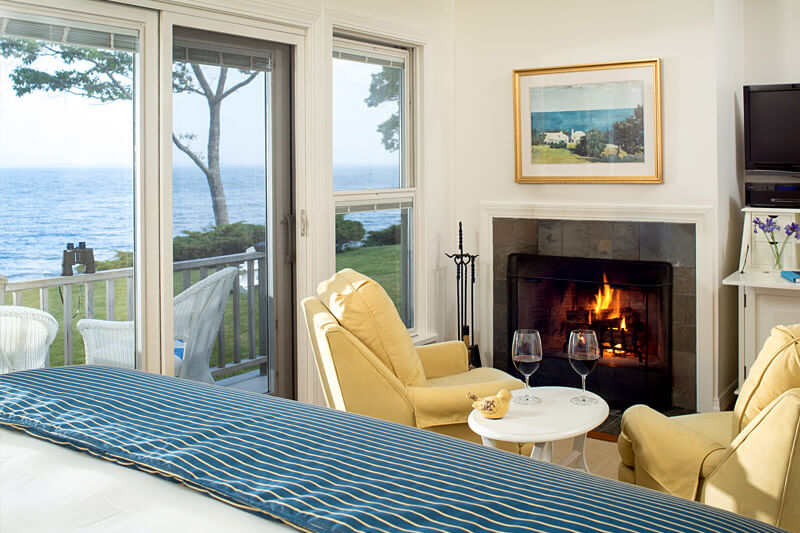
[
  {"xmin": 167, "ymin": 24, "xmax": 294, "ymax": 397},
  {"xmin": 0, "ymin": 2, "xmax": 157, "ymax": 371},
  {"xmin": 0, "ymin": 2, "xmax": 295, "ymax": 395}
]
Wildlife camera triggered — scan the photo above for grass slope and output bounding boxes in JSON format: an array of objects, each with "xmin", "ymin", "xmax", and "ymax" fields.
[{"xmin": 531, "ymin": 145, "xmax": 590, "ymax": 164}]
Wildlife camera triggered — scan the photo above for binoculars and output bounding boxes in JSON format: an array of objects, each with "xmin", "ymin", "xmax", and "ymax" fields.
[{"xmin": 62, "ymin": 242, "xmax": 96, "ymax": 276}]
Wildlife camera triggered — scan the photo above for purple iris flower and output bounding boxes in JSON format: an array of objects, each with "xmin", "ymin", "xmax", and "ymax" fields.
[{"xmin": 786, "ymin": 222, "xmax": 800, "ymax": 240}]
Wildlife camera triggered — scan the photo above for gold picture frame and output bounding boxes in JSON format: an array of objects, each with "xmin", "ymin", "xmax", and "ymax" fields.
[{"xmin": 513, "ymin": 59, "xmax": 662, "ymax": 184}]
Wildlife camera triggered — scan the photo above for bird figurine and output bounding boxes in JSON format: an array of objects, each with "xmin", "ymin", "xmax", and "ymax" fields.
[{"xmin": 467, "ymin": 389, "xmax": 513, "ymax": 419}]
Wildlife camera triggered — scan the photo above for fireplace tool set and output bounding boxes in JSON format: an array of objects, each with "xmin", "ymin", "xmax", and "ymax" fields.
[{"xmin": 446, "ymin": 222, "xmax": 481, "ymax": 367}]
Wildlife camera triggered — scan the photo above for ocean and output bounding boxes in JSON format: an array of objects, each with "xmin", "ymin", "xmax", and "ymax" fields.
[
  {"xmin": 531, "ymin": 108, "xmax": 636, "ymax": 134},
  {"xmin": 0, "ymin": 165, "xmax": 398, "ymax": 280}
]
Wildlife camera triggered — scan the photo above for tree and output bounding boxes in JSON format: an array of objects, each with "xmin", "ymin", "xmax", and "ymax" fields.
[
  {"xmin": 0, "ymin": 39, "xmax": 260, "ymax": 226},
  {"xmin": 365, "ymin": 67, "xmax": 402, "ymax": 152},
  {"xmin": 612, "ymin": 104, "xmax": 644, "ymax": 156},
  {"xmin": 335, "ymin": 215, "xmax": 365, "ymax": 252},
  {"xmin": 575, "ymin": 129, "xmax": 606, "ymax": 159},
  {"xmin": 363, "ymin": 224, "xmax": 400, "ymax": 247}
]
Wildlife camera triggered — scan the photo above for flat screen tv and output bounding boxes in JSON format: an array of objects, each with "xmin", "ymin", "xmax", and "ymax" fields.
[{"xmin": 744, "ymin": 83, "xmax": 800, "ymax": 174}]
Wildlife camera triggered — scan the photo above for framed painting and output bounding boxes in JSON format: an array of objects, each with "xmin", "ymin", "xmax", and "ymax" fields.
[{"xmin": 513, "ymin": 59, "xmax": 662, "ymax": 183}]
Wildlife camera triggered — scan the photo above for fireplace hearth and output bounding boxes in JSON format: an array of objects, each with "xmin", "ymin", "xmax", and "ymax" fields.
[{"xmin": 508, "ymin": 254, "xmax": 672, "ymax": 409}]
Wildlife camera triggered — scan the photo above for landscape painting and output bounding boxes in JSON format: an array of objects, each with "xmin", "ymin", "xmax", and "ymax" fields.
[
  {"xmin": 530, "ymin": 81, "xmax": 644, "ymax": 164},
  {"xmin": 514, "ymin": 59, "xmax": 662, "ymax": 183}
]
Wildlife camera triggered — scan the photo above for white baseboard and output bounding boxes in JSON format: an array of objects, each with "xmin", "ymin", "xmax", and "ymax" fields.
[{"xmin": 716, "ymin": 379, "xmax": 738, "ymax": 412}]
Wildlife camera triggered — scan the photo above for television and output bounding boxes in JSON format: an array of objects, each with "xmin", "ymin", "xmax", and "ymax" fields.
[{"xmin": 744, "ymin": 83, "xmax": 800, "ymax": 174}]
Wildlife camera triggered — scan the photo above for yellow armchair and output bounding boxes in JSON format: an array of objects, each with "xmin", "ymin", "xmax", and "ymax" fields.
[
  {"xmin": 618, "ymin": 324, "xmax": 800, "ymax": 530},
  {"xmin": 301, "ymin": 269, "xmax": 524, "ymax": 448}
]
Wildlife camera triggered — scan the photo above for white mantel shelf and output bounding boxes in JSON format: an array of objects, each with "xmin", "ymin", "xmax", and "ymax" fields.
[{"xmin": 723, "ymin": 271, "xmax": 800, "ymax": 291}]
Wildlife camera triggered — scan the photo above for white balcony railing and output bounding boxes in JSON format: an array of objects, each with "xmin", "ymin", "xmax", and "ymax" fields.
[{"xmin": 0, "ymin": 251, "xmax": 269, "ymax": 380}]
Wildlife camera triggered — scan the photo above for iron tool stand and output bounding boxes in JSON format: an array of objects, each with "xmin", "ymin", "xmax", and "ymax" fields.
[{"xmin": 446, "ymin": 222, "xmax": 481, "ymax": 367}]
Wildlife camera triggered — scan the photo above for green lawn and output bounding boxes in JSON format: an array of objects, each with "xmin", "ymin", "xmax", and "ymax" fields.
[
  {"xmin": 531, "ymin": 144, "xmax": 591, "ymax": 164},
  {"xmin": 336, "ymin": 244, "xmax": 401, "ymax": 313}
]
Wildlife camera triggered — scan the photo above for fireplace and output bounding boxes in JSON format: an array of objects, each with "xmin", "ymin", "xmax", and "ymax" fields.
[{"xmin": 507, "ymin": 254, "xmax": 672, "ymax": 409}]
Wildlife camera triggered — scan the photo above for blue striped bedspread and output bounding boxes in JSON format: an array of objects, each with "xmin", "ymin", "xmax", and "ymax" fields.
[{"xmin": 0, "ymin": 366, "xmax": 781, "ymax": 533}]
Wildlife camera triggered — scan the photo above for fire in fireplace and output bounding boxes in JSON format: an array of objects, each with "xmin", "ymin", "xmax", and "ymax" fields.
[
  {"xmin": 507, "ymin": 254, "xmax": 672, "ymax": 409},
  {"xmin": 567, "ymin": 274, "xmax": 648, "ymax": 362}
]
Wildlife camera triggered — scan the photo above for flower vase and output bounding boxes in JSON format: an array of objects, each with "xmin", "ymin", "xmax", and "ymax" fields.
[{"xmin": 768, "ymin": 241, "xmax": 784, "ymax": 273}]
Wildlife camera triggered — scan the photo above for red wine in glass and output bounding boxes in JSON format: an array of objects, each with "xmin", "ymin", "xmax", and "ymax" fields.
[
  {"xmin": 512, "ymin": 329, "xmax": 543, "ymax": 405},
  {"xmin": 568, "ymin": 329, "xmax": 599, "ymax": 405}
]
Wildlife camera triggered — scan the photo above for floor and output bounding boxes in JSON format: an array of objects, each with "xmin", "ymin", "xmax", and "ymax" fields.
[
  {"xmin": 551, "ymin": 436, "xmax": 620, "ymax": 480},
  {"xmin": 591, "ymin": 406, "xmax": 696, "ymax": 440},
  {"xmin": 217, "ymin": 370, "xmax": 270, "ymax": 393}
]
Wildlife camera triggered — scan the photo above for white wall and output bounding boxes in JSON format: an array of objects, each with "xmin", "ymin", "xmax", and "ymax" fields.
[
  {"xmin": 713, "ymin": 0, "xmax": 745, "ymax": 409},
  {"xmin": 452, "ymin": 0, "xmax": 745, "ymax": 410},
  {"xmin": 453, "ymin": 0, "xmax": 718, "ymax": 218},
  {"xmin": 743, "ymin": 0, "xmax": 800, "ymax": 84}
]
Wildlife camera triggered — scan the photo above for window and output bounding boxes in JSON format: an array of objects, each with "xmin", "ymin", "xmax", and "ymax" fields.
[{"xmin": 332, "ymin": 38, "xmax": 415, "ymax": 328}]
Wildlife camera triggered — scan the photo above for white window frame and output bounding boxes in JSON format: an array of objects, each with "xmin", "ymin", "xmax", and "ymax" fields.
[
  {"xmin": 332, "ymin": 37, "xmax": 421, "ymax": 333},
  {"xmin": 0, "ymin": 0, "xmax": 161, "ymax": 371}
]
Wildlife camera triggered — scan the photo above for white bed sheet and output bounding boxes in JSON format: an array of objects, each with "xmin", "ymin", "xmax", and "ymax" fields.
[{"xmin": 0, "ymin": 427, "xmax": 295, "ymax": 532}]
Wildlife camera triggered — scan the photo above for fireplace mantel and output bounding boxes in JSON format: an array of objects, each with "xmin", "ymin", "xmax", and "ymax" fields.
[{"xmin": 477, "ymin": 202, "xmax": 721, "ymax": 412}]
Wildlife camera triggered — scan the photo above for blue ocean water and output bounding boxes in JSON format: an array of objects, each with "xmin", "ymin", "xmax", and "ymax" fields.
[
  {"xmin": 530, "ymin": 108, "xmax": 636, "ymax": 133},
  {"xmin": 1, "ymin": 165, "xmax": 397, "ymax": 280}
]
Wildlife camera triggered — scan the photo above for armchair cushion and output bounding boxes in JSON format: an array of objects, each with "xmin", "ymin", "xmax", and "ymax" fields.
[
  {"xmin": 317, "ymin": 269, "xmax": 426, "ymax": 386},
  {"xmin": 619, "ymin": 405, "xmax": 727, "ymax": 500},
  {"xmin": 733, "ymin": 324, "xmax": 800, "ymax": 433},
  {"xmin": 409, "ymin": 368, "xmax": 522, "ymax": 429},
  {"xmin": 415, "ymin": 341, "xmax": 469, "ymax": 379}
]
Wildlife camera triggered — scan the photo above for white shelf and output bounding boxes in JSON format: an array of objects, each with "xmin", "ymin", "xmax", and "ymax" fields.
[
  {"xmin": 723, "ymin": 271, "xmax": 800, "ymax": 291},
  {"xmin": 729, "ymin": 207, "xmax": 800, "ymax": 392},
  {"xmin": 741, "ymin": 206, "xmax": 800, "ymax": 215}
]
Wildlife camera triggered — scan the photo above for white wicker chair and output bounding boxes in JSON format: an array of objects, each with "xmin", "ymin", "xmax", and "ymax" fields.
[
  {"xmin": 77, "ymin": 319, "xmax": 135, "ymax": 369},
  {"xmin": 76, "ymin": 267, "xmax": 239, "ymax": 383},
  {"xmin": 0, "ymin": 306, "xmax": 58, "ymax": 374},
  {"xmin": 173, "ymin": 267, "xmax": 239, "ymax": 383}
]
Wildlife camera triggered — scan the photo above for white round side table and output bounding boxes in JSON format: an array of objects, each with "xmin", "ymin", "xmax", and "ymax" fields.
[{"xmin": 467, "ymin": 386, "xmax": 609, "ymax": 472}]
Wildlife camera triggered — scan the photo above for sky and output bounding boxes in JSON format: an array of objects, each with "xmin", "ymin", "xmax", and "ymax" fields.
[
  {"xmin": 0, "ymin": 46, "xmax": 397, "ymax": 168},
  {"xmin": 332, "ymin": 58, "xmax": 399, "ymax": 166},
  {"xmin": 530, "ymin": 80, "xmax": 644, "ymax": 113}
]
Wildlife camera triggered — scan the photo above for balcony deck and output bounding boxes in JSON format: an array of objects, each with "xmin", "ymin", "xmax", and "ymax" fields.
[{"xmin": 1, "ymin": 252, "xmax": 272, "ymax": 393}]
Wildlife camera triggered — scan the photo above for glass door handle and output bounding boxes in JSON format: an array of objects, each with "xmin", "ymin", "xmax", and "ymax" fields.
[{"xmin": 281, "ymin": 213, "xmax": 296, "ymax": 264}]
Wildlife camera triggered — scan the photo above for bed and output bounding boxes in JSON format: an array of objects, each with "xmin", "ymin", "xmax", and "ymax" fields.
[{"xmin": 0, "ymin": 366, "xmax": 783, "ymax": 532}]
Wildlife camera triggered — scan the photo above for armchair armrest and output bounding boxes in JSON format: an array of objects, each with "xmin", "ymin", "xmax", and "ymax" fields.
[
  {"xmin": 415, "ymin": 341, "xmax": 469, "ymax": 379},
  {"xmin": 619, "ymin": 405, "xmax": 726, "ymax": 500},
  {"xmin": 702, "ymin": 389, "xmax": 800, "ymax": 530},
  {"xmin": 409, "ymin": 368, "xmax": 521, "ymax": 429}
]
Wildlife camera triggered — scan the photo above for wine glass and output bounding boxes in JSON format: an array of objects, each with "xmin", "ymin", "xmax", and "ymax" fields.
[
  {"xmin": 512, "ymin": 329, "xmax": 543, "ymax": 405},
  {"xmin": 568, "ymin": 329, "xmax": 599, "ymax": 405}
]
